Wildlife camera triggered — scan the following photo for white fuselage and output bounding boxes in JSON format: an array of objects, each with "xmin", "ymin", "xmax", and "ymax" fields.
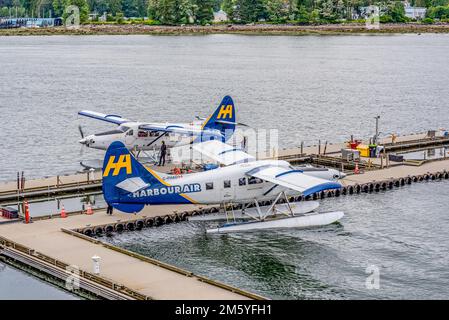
[
  {"xmin": 80, "ymin": 121, "xmax": 207, "ymax": 152},
  {"xmin": 129, "ymin": 160, "xmax": 343, "ymax": 205}
]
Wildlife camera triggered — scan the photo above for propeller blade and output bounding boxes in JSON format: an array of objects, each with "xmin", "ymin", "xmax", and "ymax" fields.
[{"xmin": 78, "ymin": 125, "xmax": 85, "ymax": 139}]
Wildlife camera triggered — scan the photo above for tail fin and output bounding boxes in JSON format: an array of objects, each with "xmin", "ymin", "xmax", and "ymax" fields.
[
  {"xmin": 102, "ymin": 141, "xmax": 160, "ymax": 213},
  {"xmin": 202, "ymin": 96, "xmax": 236, "ymax": 141}
]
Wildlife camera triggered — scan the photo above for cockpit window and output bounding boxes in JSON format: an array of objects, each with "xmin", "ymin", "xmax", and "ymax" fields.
[{"xmin": 117, "ymin": 125, "xmax": 130, "ymax": 132}]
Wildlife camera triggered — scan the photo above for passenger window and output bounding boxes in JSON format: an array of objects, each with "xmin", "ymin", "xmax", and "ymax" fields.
[
  {"xmin": 239, "ymin": 178, "xmax": 246, "ymax": 186},
  {"xmin": 206, "ymin": 182, "xmax": 214, "ymax": 190},
  {"xmin": 127, "ymin": 130, "xmax": 134, "ymax": 136},
  {"xmin": 248, "ymin": 177, "xmax": 263, "ymax": 185},
  {"xmin": 138, "ymin": 131, "xmax": 148, "ymax": 137},
  {"xmin": 224, "ymin": 180, "xmax": 231, "ymax": 188}
]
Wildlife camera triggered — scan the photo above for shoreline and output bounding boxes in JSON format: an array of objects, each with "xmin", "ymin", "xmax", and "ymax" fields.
[{"xmin": 1, "ymin": 23, "xmax": 449, "ymax": 36}]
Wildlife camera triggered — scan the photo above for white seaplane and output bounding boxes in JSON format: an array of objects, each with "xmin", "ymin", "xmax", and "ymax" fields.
[
  {"xmin": 102, "ymin": 139, "xmax": 346, "ymax": 233},
  {"xmin": 78, "ymin": 96, "xmax": 239, "ymax": 156}
]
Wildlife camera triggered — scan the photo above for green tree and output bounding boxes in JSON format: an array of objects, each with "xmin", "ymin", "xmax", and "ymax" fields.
[
  {"xmin": 193, "ymin": 0, "xmax": 213, "ymax": 23},
  {"xmin": 222, "ymin": 0, "xmax": 235, "ymax": 20},
  {"xmin": 108, "ymin": 0, "xmax": 122, "ymax": 15},
  {"xmin": 52, "ymin": 0, "xmax": 65, "ymax": 16},
  {"xmin": 121, "ymin": 0, "xmax": 148, "ymax": 17},
  {"xmin": 265, "ymin": 0, "xmax": 288, "ymax": 22},
  {"xmin": 0, "ymin": 6, "xmax": 9, "ymax": 16},
  {"xmin": 389, "ymin": 1, "xmax": 406, "ymax": 22},
  {"xmin": 148, "ymin": 0, "xmax": 193, "ymax": 24},
  {"xmin": 235, "ymin": 0, "xmax": 266, "ymax": 23},
  {"xmin": 427, "ymin": 4, "xmax": 449, "ymax": 19},
  {"xmin": 430, "ymin": 0, "xmax": 449, "ymax": 6}
]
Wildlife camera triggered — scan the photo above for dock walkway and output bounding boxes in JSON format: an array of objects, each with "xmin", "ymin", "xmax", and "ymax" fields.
[{"xmin": 0, "ymin": 204, "xmax": 259, "ymax": 300}]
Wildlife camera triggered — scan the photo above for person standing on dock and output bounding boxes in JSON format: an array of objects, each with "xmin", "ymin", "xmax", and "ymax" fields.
[
  {"xmin": 106, "ymin": 203, "xmax": 113, "ymax": 215},
  {"xmin": 158, "ymin": 141, "xmax": 167, "ymax": 166}
]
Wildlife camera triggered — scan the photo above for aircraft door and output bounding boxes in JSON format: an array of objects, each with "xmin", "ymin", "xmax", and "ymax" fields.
[
  {"xmin": 124, "ymin": 129, "xmax": 136, "ymax": 147},
  {"xmin": 220, "ymin": 179, "xmax": 235, "ymax": 202}
]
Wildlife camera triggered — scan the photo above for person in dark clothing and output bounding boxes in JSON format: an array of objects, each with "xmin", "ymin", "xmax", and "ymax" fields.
[
  {"xmin": 106, "ymin": 203, "xmax": 113, "ymax": 215},
  {"xmin": 158, "ymin": 141, "xmax": 167, "ymax": 166}
]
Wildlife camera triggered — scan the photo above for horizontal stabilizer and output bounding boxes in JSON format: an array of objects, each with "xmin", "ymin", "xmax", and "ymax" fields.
[{"xmin": 115, "ymin": 177, "xmax": 150, "ymax": 193}]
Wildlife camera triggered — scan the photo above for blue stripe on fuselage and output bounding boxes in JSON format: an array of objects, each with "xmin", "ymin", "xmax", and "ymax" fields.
[{"xmin": 126, "ymin": 183, "xmax": 201, "ymax": 204}]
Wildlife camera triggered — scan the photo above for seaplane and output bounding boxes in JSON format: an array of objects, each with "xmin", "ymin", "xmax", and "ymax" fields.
[
  {"xmin": 101, "ymin": 139, "xmax": 346, "ymax": 233},
  {"xmin": 78, "ymin": 96, "xmax": 239, "ymax": 156}
]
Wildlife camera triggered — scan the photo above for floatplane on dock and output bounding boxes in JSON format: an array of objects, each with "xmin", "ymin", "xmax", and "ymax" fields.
[
  {"xmin": 102, "ymin": 140, "xmax": 345, "ymax": 233},
  {"xmin": 78, "ymin": 96, "xmax": 241, "ymax": 156}
]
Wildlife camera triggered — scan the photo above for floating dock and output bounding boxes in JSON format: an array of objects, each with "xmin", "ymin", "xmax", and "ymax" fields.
[
  {"xmin": 1, "ymin": 131, "xmax": 449, "ymax": 299},
  {"xmin": 0, "ymin": 204, "xmax": 262, "ymax": 300}
]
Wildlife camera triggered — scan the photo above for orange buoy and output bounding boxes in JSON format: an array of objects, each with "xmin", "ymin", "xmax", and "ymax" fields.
[
  {"xmin": 24, "ymin": 201, "xmax": 30, "ymax": 224},
  {"xmin": 354, "ymin": 162, "xmax": 360, "ymax": 174},
  {"xmin": 60, "ymin": 205, "xmax": 67, "ymax": 218},
  {"xmin": 86, "ymin": 203, "xmax": 93, "ymax": 215}
]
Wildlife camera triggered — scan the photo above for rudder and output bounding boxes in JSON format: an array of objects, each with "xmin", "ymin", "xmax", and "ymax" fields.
[
  {"xmin": 202, "ymin": 96, "xmax": 236, "ymax": 141},
  {"xmin": 102, "ymin": 141, "xmax": 156, "ymax": 213}
]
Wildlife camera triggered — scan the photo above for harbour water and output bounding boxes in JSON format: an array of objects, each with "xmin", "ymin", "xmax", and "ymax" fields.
[
  {"xmin": 1, "ymin": 34, "xmax": 449, "ymax": 181},
  {"xmin": 0, "ymin": 261, "xmax": 79, "ymax": 299},
  {"xmin": 103, "ymin": 180, "xmax": 449, "ymax": 300}
]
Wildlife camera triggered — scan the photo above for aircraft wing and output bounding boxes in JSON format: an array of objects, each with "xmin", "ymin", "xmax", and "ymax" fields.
[
  {"xmin": 78, "ymin": 110, "xmax": 132, "ymax": 125},
  {"xmin": 139, "ymin": 124, "xmax": 210, "ymax": 137},
  {"xmin": 193, "ymin": 140, "xmax": 255, "ymax": 166},
  {"xmin": 246, "ymin": 165, "xmax": 341, "ymax": 196}
]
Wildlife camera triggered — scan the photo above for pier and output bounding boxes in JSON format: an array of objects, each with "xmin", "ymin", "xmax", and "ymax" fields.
[
  {"xmin": 1, "ymin": 130, "xmax": 449, "ymax": 299},
  {"xmin": 0, "ymin": 204, "xmax": 262, "ymax": 300}
]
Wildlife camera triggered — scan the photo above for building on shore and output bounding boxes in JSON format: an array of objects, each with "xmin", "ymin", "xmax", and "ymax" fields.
[
  {"xmin": 0, "ymin": 17, "xmax": 63, "ymax": 29},
  {"xmin": 352, "ymin": 2, "xmax": 427, "ymax": 21},
  {"xmin": 213, "ymin": 10, "xmax": 228, "ymax": 23},
  {"xmin": 404, "ymin": 1, "xmax": 427, "ymax": 20}
]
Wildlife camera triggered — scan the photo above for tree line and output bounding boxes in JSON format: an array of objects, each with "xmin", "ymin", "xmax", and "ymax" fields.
[{"xmin": 1, "ymin": 0, "xmax": 449, "ymax": 24}]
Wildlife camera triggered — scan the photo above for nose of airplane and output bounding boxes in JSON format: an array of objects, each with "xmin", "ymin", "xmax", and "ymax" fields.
[
  {"xmin": 79, "ymin": 135, "xmax": 94, "ymax": 146},
  {"xmin": 339, "ymin": 171, "xmax": 347, "ymax": 179}
]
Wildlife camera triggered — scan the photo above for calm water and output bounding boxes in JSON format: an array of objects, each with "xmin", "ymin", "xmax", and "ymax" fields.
[
  {"xmin": 0, "ymin": 262, "xmax": 79, "ymax": 299},
  {"xmin": 1, "ymin": 34, "xmax": 449, "ymax": 181},
  {"xmin": 103, "ymin": 180, "xmax": 449, "ymax": 300},
  {"xmin": 1, "ymin": 34, "xmax": 449, "ymax": 299}
]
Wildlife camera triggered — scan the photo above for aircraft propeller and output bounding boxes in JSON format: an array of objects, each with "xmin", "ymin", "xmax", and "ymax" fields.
[
  {"xmin": 78, "ymin": 125, "xmax": 85, "ymax": 139},
  {"xmin": 78, "ymin": 125, "xmax": 87, "ymax": 156}
]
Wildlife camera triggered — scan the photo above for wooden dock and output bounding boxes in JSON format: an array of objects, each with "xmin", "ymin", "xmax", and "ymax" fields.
[{"xmin": 0, "ymin": 204, "xmax": 263, "ymax": 300}]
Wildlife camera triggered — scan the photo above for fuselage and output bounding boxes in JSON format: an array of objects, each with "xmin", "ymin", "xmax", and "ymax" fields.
[
  {"xmin": 80, "ymin": 121, "xmax": 220, "ymax": 151},
  {"xmin": 124, "ymin": 160, "xmax": 344, "ymax": 206}
]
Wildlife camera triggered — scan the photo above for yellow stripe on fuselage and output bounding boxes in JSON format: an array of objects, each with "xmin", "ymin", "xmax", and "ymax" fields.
[{"xmin": 144, "ymin": 166, "xmax": 198, "ymax": 204}]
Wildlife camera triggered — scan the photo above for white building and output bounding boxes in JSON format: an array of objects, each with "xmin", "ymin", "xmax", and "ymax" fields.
[
  {"xmin": 213, "ymin": 10, "xmax": 228, "ymax": 23},
  {"xmin": 404, "ymin": 1, "xmax": 427, "ymax": 20}
]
